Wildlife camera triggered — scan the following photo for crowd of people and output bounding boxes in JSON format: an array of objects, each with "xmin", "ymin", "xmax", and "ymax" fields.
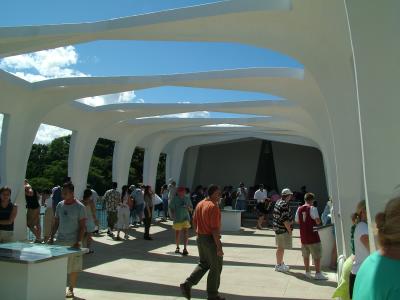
[{"xmin": 0, "ymin": 178, "xmax": 399, "ymax": 299}]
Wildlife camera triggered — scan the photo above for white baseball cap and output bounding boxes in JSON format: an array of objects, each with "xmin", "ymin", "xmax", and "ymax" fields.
[{"xmin": 281, "ymin": 188, "xmax": 293, "ymax": 196}]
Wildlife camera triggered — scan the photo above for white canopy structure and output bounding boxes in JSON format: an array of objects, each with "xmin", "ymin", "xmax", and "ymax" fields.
[{"xmin": 0, "ymin": 0, "xmax": 399, "ymax": 264}]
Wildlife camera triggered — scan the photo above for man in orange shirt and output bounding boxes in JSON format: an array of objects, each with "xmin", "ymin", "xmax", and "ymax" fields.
[{"xmin": 180, "ymin": 185, "xmax": 224, "ymax": 300}]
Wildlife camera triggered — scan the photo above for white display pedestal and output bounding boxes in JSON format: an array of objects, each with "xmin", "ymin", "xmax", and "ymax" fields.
[
  {"xmin": 1, "ymin": 257, "xmax": 68, "ymax": 300},
  {"xmin": 0, "ymin": 242, "xmax": 87, "ymax": 300},
  {"xmin": 221, "ymin": 209, "xmax": 244, "ymax": 231},
  {"xmin": 315, "ymin": 224, "xmax": 335, "ymax": 268}
]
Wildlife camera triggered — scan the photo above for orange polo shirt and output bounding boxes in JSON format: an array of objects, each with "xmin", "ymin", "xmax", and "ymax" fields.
[{"xmin": 193, "ymin": 199, "xmax": 221, "ymax": 235}]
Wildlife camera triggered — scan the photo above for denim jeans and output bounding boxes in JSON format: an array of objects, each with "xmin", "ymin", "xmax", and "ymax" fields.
[
  {"xmin": 162, "ymin": 198, "xmax": 169, "ymax": 218},
  {"xmin": 132, "ymin": 203, "xmax": 144, "ymax": 223},
  {"xmin": 235, "ymin": 200, "xmax": 247, "ymax": 211}
]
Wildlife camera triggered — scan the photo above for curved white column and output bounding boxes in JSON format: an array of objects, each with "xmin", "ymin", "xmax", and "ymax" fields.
[
  {"xmin": 68, "ymin": 130, "xmax": 99, "ymax": 198},
  {"xmin": 142, "ymin": 146, "xmax": 162, "ymax": 189},
  {"xmin": 0, "ymin": 113, "xmax": 42, "ymax": 240},
  {"xmin": 112, "ymin": 138, "xmax": 137, "ymax": 190},
  {"xmin": 346, "ymin": 0, "xmax": 400, "ymax": 250},
  {"xmin": 167, "ymin": 146, "xmax": 189, "ymax": 185}
]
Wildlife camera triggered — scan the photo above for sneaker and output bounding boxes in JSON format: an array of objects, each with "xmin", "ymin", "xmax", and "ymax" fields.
[
  {"xmin": 66, "ymin": 288, "xmax": 74, "ymax": 298},
  {"xmin": 144, "ymin": 236, "xmax": 153, "ymax": 240},
  {"xmin": 182, "ymin": 248, "xmax": 189, "ymax": 256},
  {"xmin": 281, "ymin": 263, "xmax": 290, "ymax": 272},
  {"xmin": 275, "ymin": 263, "xmax": 290, "ymax": 272},
  {"xmin": 305, "ymin": 271, "xmax": 313, "ymax": 279},
  {"xmin": 180, "ymin": 282, "xmax": 192, "ymax": 300},
  {"xmin": 315, "ymin": 272, "xmax": 328, "ymax": 280},
  {"xmin": 175, "ymin": 247, "xmax": 181, "ymax": 254}
]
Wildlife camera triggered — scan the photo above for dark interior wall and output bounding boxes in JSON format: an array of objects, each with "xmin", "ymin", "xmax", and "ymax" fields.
[
  {"xmin": 188, "ymin": 138, "xmax": 329, "ymax": 211},
  {"xmin": 271, "ymin": 141, "xmax": 329, "ymax": 210},
  {"xmin": 192, "ymin": 139, "xmax": 263, "ymax": 188}
]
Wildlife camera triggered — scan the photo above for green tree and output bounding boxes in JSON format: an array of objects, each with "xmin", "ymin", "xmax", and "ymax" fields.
[{"xmin": 26, "ymin": 135, "xmax": 166, "ymax": 196}]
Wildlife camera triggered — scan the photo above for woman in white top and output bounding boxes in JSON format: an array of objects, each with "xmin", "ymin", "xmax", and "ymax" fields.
[
  {"xmin": 254, "ymin": 184, "xmax": 269, "ymax": 229},
  {"xmin": 349, "ymin": 200, "xmax": 370, "ymax": 299},
  {"xmin": 116, "ymin": 185, "xmax": 133, "ymax": 240}
]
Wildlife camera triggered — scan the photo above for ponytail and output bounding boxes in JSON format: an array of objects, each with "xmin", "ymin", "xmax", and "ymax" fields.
[{"xmin": 351, "ymin": 200, "xmax": 366, "ymax": 225}]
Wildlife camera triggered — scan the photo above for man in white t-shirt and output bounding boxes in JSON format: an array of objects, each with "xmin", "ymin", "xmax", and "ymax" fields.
[{"xmin": 254, "ymin": 184, "xmax": 269, "ymax": 229}]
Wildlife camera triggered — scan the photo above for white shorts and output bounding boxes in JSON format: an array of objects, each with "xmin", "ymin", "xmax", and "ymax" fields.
[
  {"xmin": 117, "ymin": 206, "xmax": 130, "ymax": 229},
  {"xmin": 55, "ymin": 241, "xmax": 83, "ymax": 274}
]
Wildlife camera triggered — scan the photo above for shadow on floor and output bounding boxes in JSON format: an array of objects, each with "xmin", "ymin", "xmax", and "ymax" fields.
[
  {"xmin": 78, "ymin": 271, "xmax": 330, "ymax": 300},
  {"xmin": 79, "ymin": 220, "xmax": 336, "ymax": 300},
  {"xmin": 84, "ymin": 237, "xmax": 307, "ymax": 271},
  {"xmin": 285, "ymin": 271, "xmax": 338, "ymax": 288}
]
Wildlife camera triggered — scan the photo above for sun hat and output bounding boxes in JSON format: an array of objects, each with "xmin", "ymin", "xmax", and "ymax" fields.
[{"xmin": 281, "ymin": 188, "xmax": 293, "ymax": 196}]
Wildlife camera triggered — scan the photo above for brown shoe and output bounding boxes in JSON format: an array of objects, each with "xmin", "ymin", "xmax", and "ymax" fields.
[{"xmin": 180, "ymin": 282, "xmax": 191, "ymax": 299}]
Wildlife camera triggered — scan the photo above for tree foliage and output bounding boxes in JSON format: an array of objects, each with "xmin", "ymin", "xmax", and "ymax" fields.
[{"xmin": 26, "ymin": 135, "xmax": 166, "ymax": 195}]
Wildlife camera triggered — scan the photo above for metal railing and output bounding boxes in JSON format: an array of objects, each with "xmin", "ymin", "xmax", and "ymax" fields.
[{"xmin": 26, "ymin": 205, "xmax": 109, "ymax": 241}]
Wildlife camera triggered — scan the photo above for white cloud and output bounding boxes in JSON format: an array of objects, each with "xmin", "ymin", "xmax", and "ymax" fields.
[
  {"xmin": 1, "ymin": 46, "xmax": 138, "ymax": 107},
  {"xmin": 137, "ymin": 111, "xmax": 210, "ymax": 119},
  {"xmin": 33, "ymin": 124, "xmax": 72, "ymax": 145},
  {"xmin": 0, "ymin": 46, "xmax": 87, "ymax": 81},
  {"xmin": 170, "ymin": 111, "xmax": 210, "ymax": 118},
  {"xmin": 202, "ymin": 124, "xmax": 251, "ymax": 128},
  {"xmin": 13, "ymin": 71, "xmax": 48, "ymax": 82},
  {"xmin": 78, "ymin": 90, "xmax": 138, "ymax": 106},
  {"xmin": 0, "ymin": 46, "xmax": 139, "ymax": 143}
]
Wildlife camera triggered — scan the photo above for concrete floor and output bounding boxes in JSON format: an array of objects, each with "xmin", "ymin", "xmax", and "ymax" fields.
[{"xmin": 73, "ymin": 220, "xmax": 337, "ymax": 300}]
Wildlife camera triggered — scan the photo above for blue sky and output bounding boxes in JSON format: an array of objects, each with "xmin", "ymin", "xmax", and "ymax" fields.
[{"xmin": 0, "ymin": 0, "xmax": 302, "ymax": 143}]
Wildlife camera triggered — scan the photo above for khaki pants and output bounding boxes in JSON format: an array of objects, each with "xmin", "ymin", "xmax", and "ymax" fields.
[{"xmin": 186, "ymin": 235, "xmax": 223, "ymax": 298}]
